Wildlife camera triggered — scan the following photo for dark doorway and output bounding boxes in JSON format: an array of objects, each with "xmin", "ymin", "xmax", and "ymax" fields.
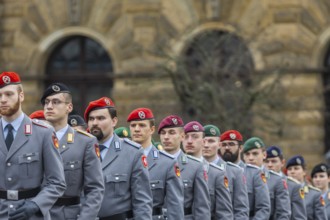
[{"xmin": 46, "ymin": 35, "xmax": 113, "ymax": 115}]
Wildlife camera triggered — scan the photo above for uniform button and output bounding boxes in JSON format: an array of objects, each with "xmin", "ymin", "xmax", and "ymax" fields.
[
  {"xmin": 9, "ymin": 204, "xmax": 14, "ymax": 209},
  {"xmin": 63, "ymin": 145, "xmax": 66, "ymax": 148},
  {"xmin": 7, "ymin": 163, "xmax": 11, "ymax": 166},
  {"xmin": 27, "ymin": 157, "xmax": 31, "ymax": 161},
  {"xmin": 152, "ymin": 184, "xmax": 155, "ymax": 187},
  {"xmin": 8, "ymin": 177, "xmax": 12, "ymax": 181},
  {"xmin": 115, "ymin": 177, "xmax": 119, "ymax": 180},
  {"xmin": 184, "ymin": 183, "xmax": 188, "ymax": 187},
  {"xmin": 70, "ymin": 165, "xmax": 74, "ymax": 168}
]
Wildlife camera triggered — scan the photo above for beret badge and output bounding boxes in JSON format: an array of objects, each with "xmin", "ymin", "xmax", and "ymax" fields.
[
  {"xmin": 70, "ymin": 119, "xmax": 78, "ymax": 127},
  {"xmin": 210, "ymin": 128, "xmax": 216, "ymax": 135},
  {"xmin": 229, "ymin": 133, "xmax": 236, "ymax": 139},
  {"xmin": 255, "ymin": 141, "xmax": 261, "ymax": 148},
  {"xmin": 271, "ymin": 149, "xmax": 278, "ymax": 156},
  {"xmin": 193, "ymin": 125, "xmax": 199, "ymax": 131},
  {"xmin": 138, "ymin": 111, "xmax": 146, "ymax": 119},
  {"xmin": 52, "ymin": 85, "xmax": 61, "ymax": 92},
  {"xmin": 2, "ymin": 76, "xmax": 10, "ymax": 84}
]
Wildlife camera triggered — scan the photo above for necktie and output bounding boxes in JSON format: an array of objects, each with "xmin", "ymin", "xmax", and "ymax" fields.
[
  {"xmin": 5, "ymin": 124, "xmax": 14, "ymax": 150},
  {"xmin": 99, "ymin": 145, "xmax": 107, "ymax": 161}
]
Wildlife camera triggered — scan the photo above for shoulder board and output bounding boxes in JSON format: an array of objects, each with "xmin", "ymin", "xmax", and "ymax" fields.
[
  {"xmin": 226, "ymin": 161, "xmax": 240, "ymax": 169},
  {"xmin": 246, "ymin": 164, "xmax": 260, "ymax": 169},
  {"xmin": 308, "ymin": 185, "xmax": 321, "ymax": 192},
  {"xmin": 76, "ymin": 129, "xmax": 94, "ymax": 137},
  {"xmin": 159, "ymin": 150, "xmax": 175, "ymax": 159},
  {"xmin": 32, "ymin": 119, "xmax": 51, "ymax": 128},
  {"xmin": 186, "ymin": 155, "xmax": 202, "ymax": 163},
  {"xmin": 123, "ymin": 138, "xmax": 141, "ymax": 149},
  {"xmin": 269, "ymin": 170, "xmax": 282, "ymax": 177},
  {"xmin": 210, "ymin": 163, "xmax": 224, "ymax": 171},
  {"xmin": 287, "ymin": 176, "xmax": 300, "ymax": 184}
]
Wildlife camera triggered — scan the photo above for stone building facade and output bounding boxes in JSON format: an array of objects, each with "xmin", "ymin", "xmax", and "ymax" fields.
[{"xmin": 1, "ymin": 0, "xmax": 330, "ymax": 169}]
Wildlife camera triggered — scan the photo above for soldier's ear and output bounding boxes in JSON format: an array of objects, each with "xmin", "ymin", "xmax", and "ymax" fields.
[{"xmin": 150, "ymin": 125, "xmax": 155, "ymax": 135}]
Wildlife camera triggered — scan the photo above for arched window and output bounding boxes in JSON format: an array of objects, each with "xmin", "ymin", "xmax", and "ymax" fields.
[
  {"xmin": 46, "ymin": 35, "xmax": 113, "ymax": 115},
  {"xmin": 323, "ymin": 45, "xmax": 330, "ymax": 152},
  {"xmin": 181, "ymin": 30, "xmax": 254, "ymax": 133}
]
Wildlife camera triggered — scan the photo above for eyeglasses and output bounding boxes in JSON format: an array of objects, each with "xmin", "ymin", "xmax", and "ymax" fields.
[
  {"xmin": 43, "ymin": 99, "xmax": 69, "ymax": 106},
  {"xmin": 220, "ymin": 142, "xmax": 238, "ymax": 147}
]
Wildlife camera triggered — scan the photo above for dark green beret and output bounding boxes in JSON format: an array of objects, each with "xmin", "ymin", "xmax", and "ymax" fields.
[
  {"xmin": 243, "ymin": 137, "xmax": 265, "ymax": 153},
  {"xmin": 204, "ymin": 125, "xmax": 220, "ymax": 137},
  {"xmin": 114, "ymin": 127, "xmax": 130, "ymax": 138}
]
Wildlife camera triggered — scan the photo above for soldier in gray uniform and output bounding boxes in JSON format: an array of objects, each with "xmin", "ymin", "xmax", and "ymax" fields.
[
  {"xmin": 243, "ymin": 137, "xmax": 291, "ymax": 220},
  {"xmin": 265, "ymin": 146, "xmax": 307, "ymax": 220},
  {"xmin": 0, "ymin": 72, "xmax": 66, "ymax": 220},
  {"xmin": 219, "ymin": 130, "xmax": 271, "ymax": 220},
  {"xmin": 85, "ymin": 97, "xmax": 153, "ymax": 220},
  {"xmin": 183, "ymin": 121, "xmax": 233, "ymax": 220},
  {"xmin": 311, "ymin": 163, "xmax": 330, "ymax": 219},
  {"xmin": 158, "ymin": 115, "xmax": 211, "ymax": 220},
  {"xmin": 203, "ymin": 124, "xmax": 249, "ymax": 220},
  {"xmin": 42, "ymin": 83, "xmax": 104, "ymax": 220},
  {"xmin": 286, "ymin": 155, "xmax": 327, "ymax": 220},
  {"xmin": 127, "ymin": 107, "xmax": 184, "ymax": 220}
]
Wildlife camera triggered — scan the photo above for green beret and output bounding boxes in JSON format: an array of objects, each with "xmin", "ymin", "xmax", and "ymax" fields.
[
  {"xmin": 114, "ymin": 127, "xmax": 130, "ymax": 138},
  {"xmin": 204, "ymin": 125, "xmax": 220, "ymax": 137},
  {"xmin": 243, "ymin": 137, "xmax": 265, "ymax": 153}
]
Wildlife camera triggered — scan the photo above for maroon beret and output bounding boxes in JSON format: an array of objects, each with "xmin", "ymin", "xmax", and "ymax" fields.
[
  {"xmin": 127, "ymin": 108, "xmax": 154, "ymax": 122},
  {"xmin": 220, "ymin": 130, "xmax": 243, "ymax": 142},
  {"xmin": 184, "ymin": 121, "xmax": 204, "ymax": 133},
  {"xmin": 84, "ymin": 97, "xmax": 115, "ymax": 121},
  {"xmin": 0, "ymin": 72, "xmax": 21, "ymax": 88},
  {"xmin": 158, "ymin": 115, "xmax": 184, "ymax": 134}
]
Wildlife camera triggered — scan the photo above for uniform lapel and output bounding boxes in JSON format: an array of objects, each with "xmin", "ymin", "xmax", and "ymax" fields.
[
  {"xmin": 147, "ymin": 146, "xmax": 158, "ymax": 171},
  {"xmin": 0, "ymin": 122, "xmax": 7, "ymax": 156},
  {"xmin": 101, "ymin": 134, "xmax": 120, "ymax": 170},
  {"xmin": 6, "ymin": 115, "xmax": 30, "ymax": 161},
  {"xmin": 58, "ymin": 126, "xmax": 73, "ymax": 154}
]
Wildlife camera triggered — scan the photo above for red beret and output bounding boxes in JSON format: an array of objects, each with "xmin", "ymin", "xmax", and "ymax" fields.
[
  {"xmin": 220, "ymin": 130, "xmax": 243, "ymax": 142},
  {"xmin": 127, "ymin": 108, "xmax": 154, "ymax": 122},
  {"xmin": 184, "ymin": 121, "xmax": 204, "ymax": 133},
  {"xmin": 158, "ymin": 115, "xmax": 184, "ymax": 134},
  {"xmin": 84, "ymin": 97, "xmax": 115, "ymax": 121},
  {"xmin": 0, "ymin": 72, "xmax": 21, "ymax": 88},
  {"xmin": 29, "ymin": 110, "xmax": 45, "ymax": 120}
]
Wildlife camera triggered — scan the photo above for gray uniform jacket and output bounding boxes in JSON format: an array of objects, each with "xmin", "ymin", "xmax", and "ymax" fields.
[
  {"xmin": 324, "ymin": 190, "xmax": 330, "ymax": 220},
  {"xmin": 238, "ymin": 161, "xmax": 270, "ymax": 220},
  {"xmin": 98, "ymin": 134, "xmax": 153, "ymax": 220},
  {"xmin": 284, "ymin": 176, "xmax": 307, "ymax": 220},
  {"xmin": 147, "ymin": 146, "xmax": 184, "ymax": 220},
  {"xmin": 303, "ymin": 184, "xmax": 327, "ymax": 220},
  {"xmin": 177, "ymin": 151, "xmax": 211, "ymax": 220},
  {"xmin": 217, "ymin": 157, "xmax": 249, "ymax": 220},
  {"xmin": 204, "ymin": 159, "xmax": 233, "ymax": 220},
  {"xmin": 0, "ymin": 115, "xmax": 66, "ymax": 220},
  {"xmin": 263, "ymin": 169, "xmax": 291, "ymax": 220},
  {"xmin": 49, "ymin": 126, "xmax": 104, "ymax": 220}
]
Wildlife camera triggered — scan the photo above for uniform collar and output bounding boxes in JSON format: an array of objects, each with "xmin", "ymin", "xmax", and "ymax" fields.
[
  {"xmin": 56, "ymin": 124, "xmax": 69, "ymax": 141},
  {"xmin": 172, "ymin": 149, "xmax": 182, "ymax": 159},
  {"xmin": 2, "ymin": 112, "xmax": 24, "ymax": 132},
  {"xmin": 144, "ymin": 144, "xmax": 153, "ymax": 156},
  {"xmin": 100, "ymin": 134, "xmax": 114, "ymax": 149},
  {"xmin": 211, "ymin": 156, "xmax": 220, "ymax": 164}
]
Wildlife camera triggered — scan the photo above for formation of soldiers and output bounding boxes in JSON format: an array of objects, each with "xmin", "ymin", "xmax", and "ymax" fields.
[{"xmin": 0, "ymin": 71, "xmax": 329, "ymax": 220}]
